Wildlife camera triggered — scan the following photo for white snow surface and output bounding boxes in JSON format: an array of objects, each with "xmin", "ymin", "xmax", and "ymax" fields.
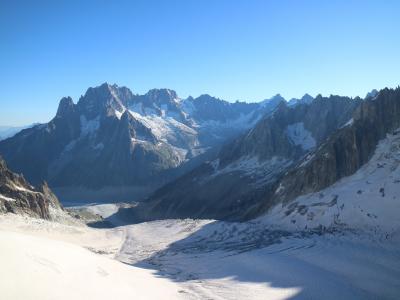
[
  {"xmin": 0, "ymin": 216, "xmax": 183, "ymax": 300},
  {"xmin": 128, "ymin": 109, "xmax": 196, "ymax": 143},
  {"xmin": 8, "ymin": 182, "xmax": 34, "ymax": 193},
  {"xmin": 265, "ymin": 130, "xmax": 400, "ymax": 235},
  {"xmin": 341, "ymin": 117, "xmax": 354, "ymax": 128},
  {"xmin": 198, "ymin": 112, "xmax": 258, "ymax": 131},
  {"xmin": 286, "ymin": 122, "xmax": 316, "ymax": 151},
  {"xmin": 180, "ymin": 98, "xmax": 196, "ymax": 115},
  {"xmin": 80, "ymin": 115, "xmax": 100, "ymax": 136},
  {"xmin": 84, "ymin": 203, "xmax": 120, "ymax": 219},
  {"xmin": 0, "ymin": 194, "xmax": 17, "ymax": 202},
  {"xmin": 1, "ymin": 198, "xmax": 399, "ymax": 300},
  {"xmin": 209, "ymin": 156, "xmax": 292, "ymax": 187}
]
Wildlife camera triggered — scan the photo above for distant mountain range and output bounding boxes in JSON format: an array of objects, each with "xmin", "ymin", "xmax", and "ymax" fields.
[
  {"xmin": 122, "ymin": 87, "xmax": 400, "ymax": 222},
  {"xmin": 0, "ymin": 83, "xmax": 284, "ymax": 202},
  {"xmin": 0, "ymin": 124, "xmax": 38, "ymax": 141},
  {"xmin": 1, "ymin": 81, "xmax": 395, "ymax": 225}
]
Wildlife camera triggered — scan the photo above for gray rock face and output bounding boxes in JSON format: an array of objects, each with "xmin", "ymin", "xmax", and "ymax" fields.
[
  {"xmin": 134, "ymin": 95, "xmax": 362, "ymax": 221},
  {"xmin": 287, "ymin": 93, "xmax": 314, "ymax": 106},
  {"xmin": 249, "ymin": 87, "xmax": 400, "ymax": 219},
  {"xmin": 0, "ymin": 83, "xmax": 277, "ymax": 203},
  {"xmin": 0, "ymin": 157, "xmax": 62, "ymax": 219}
]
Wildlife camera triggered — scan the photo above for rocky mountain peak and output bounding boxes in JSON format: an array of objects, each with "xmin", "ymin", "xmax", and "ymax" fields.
[
  {"xmin": 0, "ymin": 156, "xmax": 63, "ymax": 219},
  {"xmin": 301, "ymin": 93, "xmax": 314, "ymax": 103},
  {"xmin": 145, "ymin": 88, "xmax": 179, "ymax": 103},
  {"xmin": 78, "ymin": 83, "xmax": 133, "ymax": 119},
  {"xmin": 194, "ymin": 94, "xmax": 224, "ymax": 104},
  {"xmin": 56, "ymin": 97, "xmax": 75, "ymax": 117},
  {"xmin": 272, "ymin": 93, "xmax": 285, "ymax": 101},
  {"xmin": 127, "ymin": 88, "xmax": 183, "ymax": 118},
  {"xmin": 365, "ymin": 89, "xmax": 379, "ymax": 99},
  {"xmin": 287, "ymin": 93, "xmax": 314, "ymax": 106},
  {"xmin": 262, "ymin": 94, "xmax": 286, "ymax": 108}
]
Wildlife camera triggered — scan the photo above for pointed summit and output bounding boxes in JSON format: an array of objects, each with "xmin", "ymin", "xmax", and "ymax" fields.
[
  {"xmin": 301, "ymin": 93, "xmax": 314, "ymax": 104},
  {"xmin": 78, "ymin": 83, "xmax": 134, "ymax": 119},
  {"xmin": 261, "ymin": 94, "xmax": 285, "ymax": 108},
  {"xmin": 288, "ymin": 93, "xmax": 314, "ymax": 106},
  {"xmin": 56, "ymin": 97, "xmax": 75, "ymax": 117},
  {"xmin": 146, "ymin": 88, "xmax": 179, "ymax": 103},
  {"xmin": 365, "ymin": 89, "xmax": 378, "ymax": 99}
]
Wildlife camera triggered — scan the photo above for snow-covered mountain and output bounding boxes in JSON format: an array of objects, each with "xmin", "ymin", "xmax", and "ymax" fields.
[
  {"xmin": 135, "ymin": 94, "xmax": 361, "ymax": 221},
  {"xmin": 262, "ymin": 127, "xmax": 400, "ymax": 235},
  {"xmin": 0, "ymin": 83, "xmax": 280, "ymax": 202}
]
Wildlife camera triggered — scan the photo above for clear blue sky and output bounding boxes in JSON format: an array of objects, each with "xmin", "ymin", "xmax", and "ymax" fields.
[{"xmin": 1, "ymin": 0, "xmax": 400, "ymax": 126}]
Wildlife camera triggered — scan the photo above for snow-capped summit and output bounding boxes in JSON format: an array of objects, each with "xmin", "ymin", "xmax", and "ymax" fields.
[
  {"xmin": 0, "ymin": 83, "xmax": 279, "ymax": 203},
  {"xmin": 128, "ymin": 88, "xmax": 184, "ymax": 119},
  {"xmin": 261, "ymin": 94, "xmax": 286, "ymax": 108},
  {"xmin": 78, "ymin": 83, "xmax": 132, "ymax": 118}
]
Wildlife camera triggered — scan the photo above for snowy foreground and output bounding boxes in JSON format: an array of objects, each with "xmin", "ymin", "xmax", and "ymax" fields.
[
  {"xmin": 0, "ymin": 213, "xmax": 399, "ymax": 300},
  {"xmin": 1, "ymin": 132, "xmax": 400, "ymax": 299}
]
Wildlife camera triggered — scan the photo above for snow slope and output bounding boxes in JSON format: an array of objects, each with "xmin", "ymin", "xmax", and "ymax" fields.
[
  {"xmin": 0, "ymin": 230, "xmax": 183, "ymax": 300},
  {"xmin": 286, "ymin": 122, "xmax": 316, "ymax": 151},
  {"xmin": 264, "ymin": 130, "xmax": 400, "ymax": 236},
  {"xmin": 1, "ymin": 210, "xmax": 399, "ymax": 300},
  {"xmin": 113, "ymin": 219, "xmax": 400, "ymax": 300},
  {"xmin": 0, "ymin": 215, "xmax": 184, "ymax": 300},
  {"xmin": 110, "ymin": 130, "xmax": 400, "ymax": 299}
]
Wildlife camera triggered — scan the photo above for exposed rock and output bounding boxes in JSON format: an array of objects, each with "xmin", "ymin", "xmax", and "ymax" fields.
[
  {"xmin": 248, "ymin": 87, "xmax": 400, "ymax": 219},
  {"xmin": 132, "ymin": 94, "xmax": 361, "ymax": 221},
  {"xmin": 0, "ymin": 83, "xmax": 279, "ymax": 203},
  {"xmin": 0, "ymin": 156, "xmax": 63, "ymax": 219}
]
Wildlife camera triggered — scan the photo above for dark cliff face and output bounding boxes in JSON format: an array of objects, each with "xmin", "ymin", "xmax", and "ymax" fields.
[
  {"xmin": 0, "ymin": 105, "xmax": 82, "ymax": 186},
  {"xmin": 187, "ymin": 94, "xmax": 260, "ymax": 123},
  {"xmin": 219, "ymin": 95, "xmax": 360, "ymax": 166},
  {"xmin": 136, "ymin": 89, "xmax": 400, "ymax": 222},
  {"xmin": 246, "ymin": 87, "xmax": 400, "ymax": 219},
  {"xmin": 0, "ymin": 157, "xmax": 62, "ymax": 219},
  {"xmin": 132, "ymin": 95, "xmax": 362, "ymax": 221},
  {"xmin": 0, "ymin": 84, "xmax": 179, "ymax": 190}
]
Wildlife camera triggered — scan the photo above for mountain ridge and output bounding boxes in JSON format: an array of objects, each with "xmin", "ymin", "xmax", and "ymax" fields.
[
  {"xmin": 0, "ymin": 83, "xmax": 280, "ymax": 202},
  {"xmin": 128, "ymin": 90, "xmax": 400, "ymax": 221}
]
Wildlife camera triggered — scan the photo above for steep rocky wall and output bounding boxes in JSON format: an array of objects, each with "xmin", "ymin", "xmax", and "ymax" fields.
[
  {"xmin": 248, "ymin": 87, "xmax": 400, "ymax": 219},
  {"xmin": 0, "ymin": 157, "xmax": 63, "ymax": 219}
]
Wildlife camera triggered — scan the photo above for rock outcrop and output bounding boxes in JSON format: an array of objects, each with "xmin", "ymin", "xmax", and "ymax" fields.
[{"xmin": 0, "ymin": 156, "xmax": 63, "ymax": 219}]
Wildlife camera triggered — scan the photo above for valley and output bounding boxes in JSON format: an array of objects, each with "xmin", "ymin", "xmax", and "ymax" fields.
[{"xmin": 1, "ymin": 85, "xmax": 399, "ymax": 299}]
